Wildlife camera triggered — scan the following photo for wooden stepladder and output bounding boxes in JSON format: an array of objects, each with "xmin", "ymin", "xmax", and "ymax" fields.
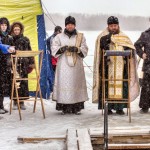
[{"xmin": 10, "ymin": 50, "xmax": 45, "ymax": 120}]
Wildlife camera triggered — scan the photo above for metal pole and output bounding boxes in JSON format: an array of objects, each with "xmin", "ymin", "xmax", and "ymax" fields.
[{"xmin": 104, "ymin": 102, "xmax": 108, "ymax": 150}]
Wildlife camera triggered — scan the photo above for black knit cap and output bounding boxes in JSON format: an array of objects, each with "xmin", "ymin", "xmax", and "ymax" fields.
[
  {"xmin": 65, "ymin": 16, "xmax": 76, "ymax": 26},
  {"xmin": 107, "ymin": 16, "xmax": 119, "ymax": 25},
  {"xmin": 0, "ymin": 17, "xmax": 10, "ymax": 32}
]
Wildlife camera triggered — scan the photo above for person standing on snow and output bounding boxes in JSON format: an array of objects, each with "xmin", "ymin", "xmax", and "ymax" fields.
[
  {"xmin": 135, "ymin": 28, "xmax": 150, "ymax": 113},
  {"xmin": 47, "ymin": 26, "xmax": 62, "ymax": 72},
  {"xmin": 10, "ymin": 22, "xmax": 34, "ymax": 110},
  {"xmin": 0, "ymin": 17, "xmax": 15, "ymax": 114},
  {"xmin": 51, "ymin": 16, "xmax": 88, "ymax": 115},
  {"xmin": 92, "ymin": 16, "xmax": 139, "ymax": 115}
]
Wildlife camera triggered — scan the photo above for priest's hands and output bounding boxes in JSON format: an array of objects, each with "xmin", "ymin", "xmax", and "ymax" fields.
[
  {"xmin": 57, "ymin": 46, "xmax": 78, "ymax": 55},
  {"xmin": 59, "ymin": 46, "xmax": 68, "ymax": 53},
  {"xmin": 142, "ymin": 53, "xmax": 147, "ymax": 60},
  {"xmin": 56, "ymin": 46, "xmax": 68, "ymax": 54},
  {"xmin": 68, "ymin": 46, "xmax": 78, "ymax": 52}
]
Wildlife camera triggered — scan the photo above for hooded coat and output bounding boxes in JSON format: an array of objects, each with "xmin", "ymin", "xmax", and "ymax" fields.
[
  {"xmin": 0, "ymin": 18, "xmax": 13, "ymax": 104},
  {"xmin": 10, "ymin": 22, "xmax": 34, "ymax": 99}
]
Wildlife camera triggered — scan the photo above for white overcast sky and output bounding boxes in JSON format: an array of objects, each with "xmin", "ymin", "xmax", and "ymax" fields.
[{"xmin": 41, "ymin": 0, "xmax": 150, "ymax": 17}]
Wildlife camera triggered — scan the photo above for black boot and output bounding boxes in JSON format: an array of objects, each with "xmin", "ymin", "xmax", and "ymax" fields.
[
  {"xmin": 0, "ymin": 97, "xmax": 5, "ymax": 114},
  {"xmin": 140, "ymin": 108, "xmax": 149, "ymax": 114},
  {"xmin": 108, "ymin": 109, "xmax": 113, "ymax": 115},
  {"xmin": 2, "ymin": 108, "xmax": 8, "ymax": 113},
  {"xmin": 0, "ymin": 96, "xmax": 4, "ymax": 110},
  {"xmin": 0, "ymin": 109, "xmax": 5, "ymax": 114},
  {"xmin": 13, "ymin": 101, "xmax": 18, "ymax": 110},
  {"xmin": 116, "ymin": 110, "xmax": 125, "ymax": 115},
  {"xmin": 20, "ymin": 102, "xmax": 26, "ymax": 110}
]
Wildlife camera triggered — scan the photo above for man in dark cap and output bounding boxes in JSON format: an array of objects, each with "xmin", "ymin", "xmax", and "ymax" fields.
[
  {"xmin": 92, "ymin": 16, "xmax": 139, "ymax": 115},
  {"xmin": 134, "ymin": 28, "xmax": 150, "ymax": 113},
  {"xmin": 51, "ymin": 16, "xmax": 88, "ymax": 115}
]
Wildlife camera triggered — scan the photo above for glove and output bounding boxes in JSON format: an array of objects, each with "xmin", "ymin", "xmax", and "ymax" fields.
[
  {"xmin": 56, "ymin": 46, "xmax": 68, "ymax": 54},
  {"xmin": 68, "ymin": 46, "xmax": 78, "ymax": 52}
]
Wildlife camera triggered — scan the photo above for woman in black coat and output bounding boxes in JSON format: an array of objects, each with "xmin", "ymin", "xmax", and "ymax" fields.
[
  {"xmin": 0, "ymin": 17, "xmax": 14, "ymax": 114},
  {"xmin": 10, "ymin": 22, "xmax": 34, "ymax": 110}
]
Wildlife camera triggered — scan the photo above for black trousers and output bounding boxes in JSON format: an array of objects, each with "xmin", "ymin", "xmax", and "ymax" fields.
[{"xmin": 139, "ymin": 73, "xmax": 150, "ymax": 109}]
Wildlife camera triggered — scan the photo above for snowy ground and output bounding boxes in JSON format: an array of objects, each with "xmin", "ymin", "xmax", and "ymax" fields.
[{"xmin": 0, "ymin": 95, "xmax": 150, "ymax": 150}]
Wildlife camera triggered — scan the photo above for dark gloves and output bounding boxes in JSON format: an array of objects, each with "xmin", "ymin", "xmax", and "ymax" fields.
[
  {"xmin": 56, "ymin": 46, "xmax": 79, "ymax": 55},
  {"xmin": 56, "ymin": 46, "xmax": 68, "ymax": 55},
  {"xmin": 68, "ymin": 46, "xmax": 78, "ymax": 52},
  {"xmin": 68, "ymin": 46, "xmax": 84, "ymax": 58},
  {"xmin": 78, "ymin": 52, "xmax": 84, "ymax": 58}
]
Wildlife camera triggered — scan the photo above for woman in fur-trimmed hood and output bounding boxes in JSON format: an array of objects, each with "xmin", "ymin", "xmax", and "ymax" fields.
[{"xmin": 10, "ymin": 22, "xmax": 34, "ymax": 110}]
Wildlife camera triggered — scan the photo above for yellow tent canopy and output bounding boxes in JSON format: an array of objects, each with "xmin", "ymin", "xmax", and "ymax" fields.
[{"xmin": 0, "ymin": 0, "xmax": 43, "ymax": 91}]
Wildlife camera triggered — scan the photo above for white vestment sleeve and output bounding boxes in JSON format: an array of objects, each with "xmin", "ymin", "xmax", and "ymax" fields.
[{"xmin": 79, "ymin": 35, "xmax": 88, "ymax": 58}]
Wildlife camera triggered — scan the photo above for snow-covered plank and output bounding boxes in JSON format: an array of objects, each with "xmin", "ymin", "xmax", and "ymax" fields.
[
  {"xmin": 67, "ymin": 129, "xmax": 78, "ymax": 150},
  {"xmin": 90, "ymin": 128, "xmax": 150, "ymax": 137},
  {"xmin": 77, "ymin": 128, "xmax": 93, "ymax": 150}
]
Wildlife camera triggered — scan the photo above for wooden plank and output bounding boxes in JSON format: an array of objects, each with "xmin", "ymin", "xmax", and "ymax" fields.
[
  {"xmin": 108, "ymin": 143, "xmax": 150, "ymax": 149},
  {"xmin": 17, "ymin": 136, "xmax": 66, "ymax": 143},
  {"xmin": 90, "ymin": 128, "xmax": 150, "ymax": 137},
  {"xmin": 67, "ymin": 129, "xmax": 78, "ymax": 150},
  {"xmin": 91, "ymin": 135, "xmax": 150, "ymax": 145},
  {"xmin": 14, "ymin": 50, "xmax": 42, "ymax": 57},
  {"xmin": 90, "ymin": 128, "xmax": 150, "ymax": 145},
  {"xmin": 77, "ymin": 129, "xmax": 93, "ymax": 150}
]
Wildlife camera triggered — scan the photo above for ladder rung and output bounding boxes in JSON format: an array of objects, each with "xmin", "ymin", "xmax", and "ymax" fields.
[
  {"xmin": 105, "ymin": 98, "xmax": 129, "ymax": 101},
  {"xmin": 14, "ymin": 78, "xmax": 39, "ymax": 80},
  {"xmin": 102, "ymin": 79, "xmax": 129, "ymax": 81}
]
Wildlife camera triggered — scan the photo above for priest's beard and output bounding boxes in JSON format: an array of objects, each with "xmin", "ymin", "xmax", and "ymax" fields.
[{"xmin": 108, "ymin": 27, "xmax": 120, "ymax": 35}]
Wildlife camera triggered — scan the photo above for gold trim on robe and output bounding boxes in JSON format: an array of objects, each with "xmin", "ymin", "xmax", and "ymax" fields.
[
  {"xmin": 92, "ymin": 28, "xmax": 140, "ymax": 103},
  {"xmin": 108, "ymin": 43, "xmax": 124, "ymax": 99}
]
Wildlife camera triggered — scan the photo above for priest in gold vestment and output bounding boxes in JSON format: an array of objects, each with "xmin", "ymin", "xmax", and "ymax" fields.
[{"xmin": 92, "ymin": 16, "xmax": 140, "ymax": 115}]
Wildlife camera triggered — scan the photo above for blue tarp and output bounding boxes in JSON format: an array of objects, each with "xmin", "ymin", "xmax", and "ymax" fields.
[{"xmin": 37, "ymin": 14, "xmax": 54, "ymax": 99}]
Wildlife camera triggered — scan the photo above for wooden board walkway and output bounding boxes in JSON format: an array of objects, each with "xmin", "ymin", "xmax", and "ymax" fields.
[
  {"xmin": 108, "ymin": 144, "xmax": 150, "ymax": 149},
  {"xmin": 67, "ymin": 129, "xmax": 93, "ymax": 150},
  {"xmin": 17, "ymin": 127, "xmax": 150, "ymax": 150}
]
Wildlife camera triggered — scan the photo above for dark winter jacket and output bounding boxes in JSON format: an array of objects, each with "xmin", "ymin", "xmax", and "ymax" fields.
[
  {"xmin": 134, "ymin": 28, "xmax": 150, "ymax": 73},
  {"xmin": 12, "ymin": 34, "xmax": 34, "ymax": 75},
  {"xmin": 0, "ymin": 32, "xmax": 14, "ymax": 97}
]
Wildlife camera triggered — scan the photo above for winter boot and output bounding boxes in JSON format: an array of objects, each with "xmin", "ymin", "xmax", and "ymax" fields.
[
  {"xmin": 12, "ymin": 101, "xmax": 18, "ymax": 110},
  {"xmin": 108, "ymin": 109, "xmax": 113, "ymax": 115},
  {"xmin": 20, "ymin": 102, "xmax": 26, "ymax": 110},
  {"xmin": 0, "ymin": 109, "xmax": 5, "ymax": 114},
  {"xmin": 140, "ymin": 108, "xmax": 149, "ymax": 114},
  {"xmin": 116, "ymin": 110, "xmax": 125, "ymax": 115},
  {"xmin": 2, "ymin": 108, "xmax": 8, "ymax": 113}
]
